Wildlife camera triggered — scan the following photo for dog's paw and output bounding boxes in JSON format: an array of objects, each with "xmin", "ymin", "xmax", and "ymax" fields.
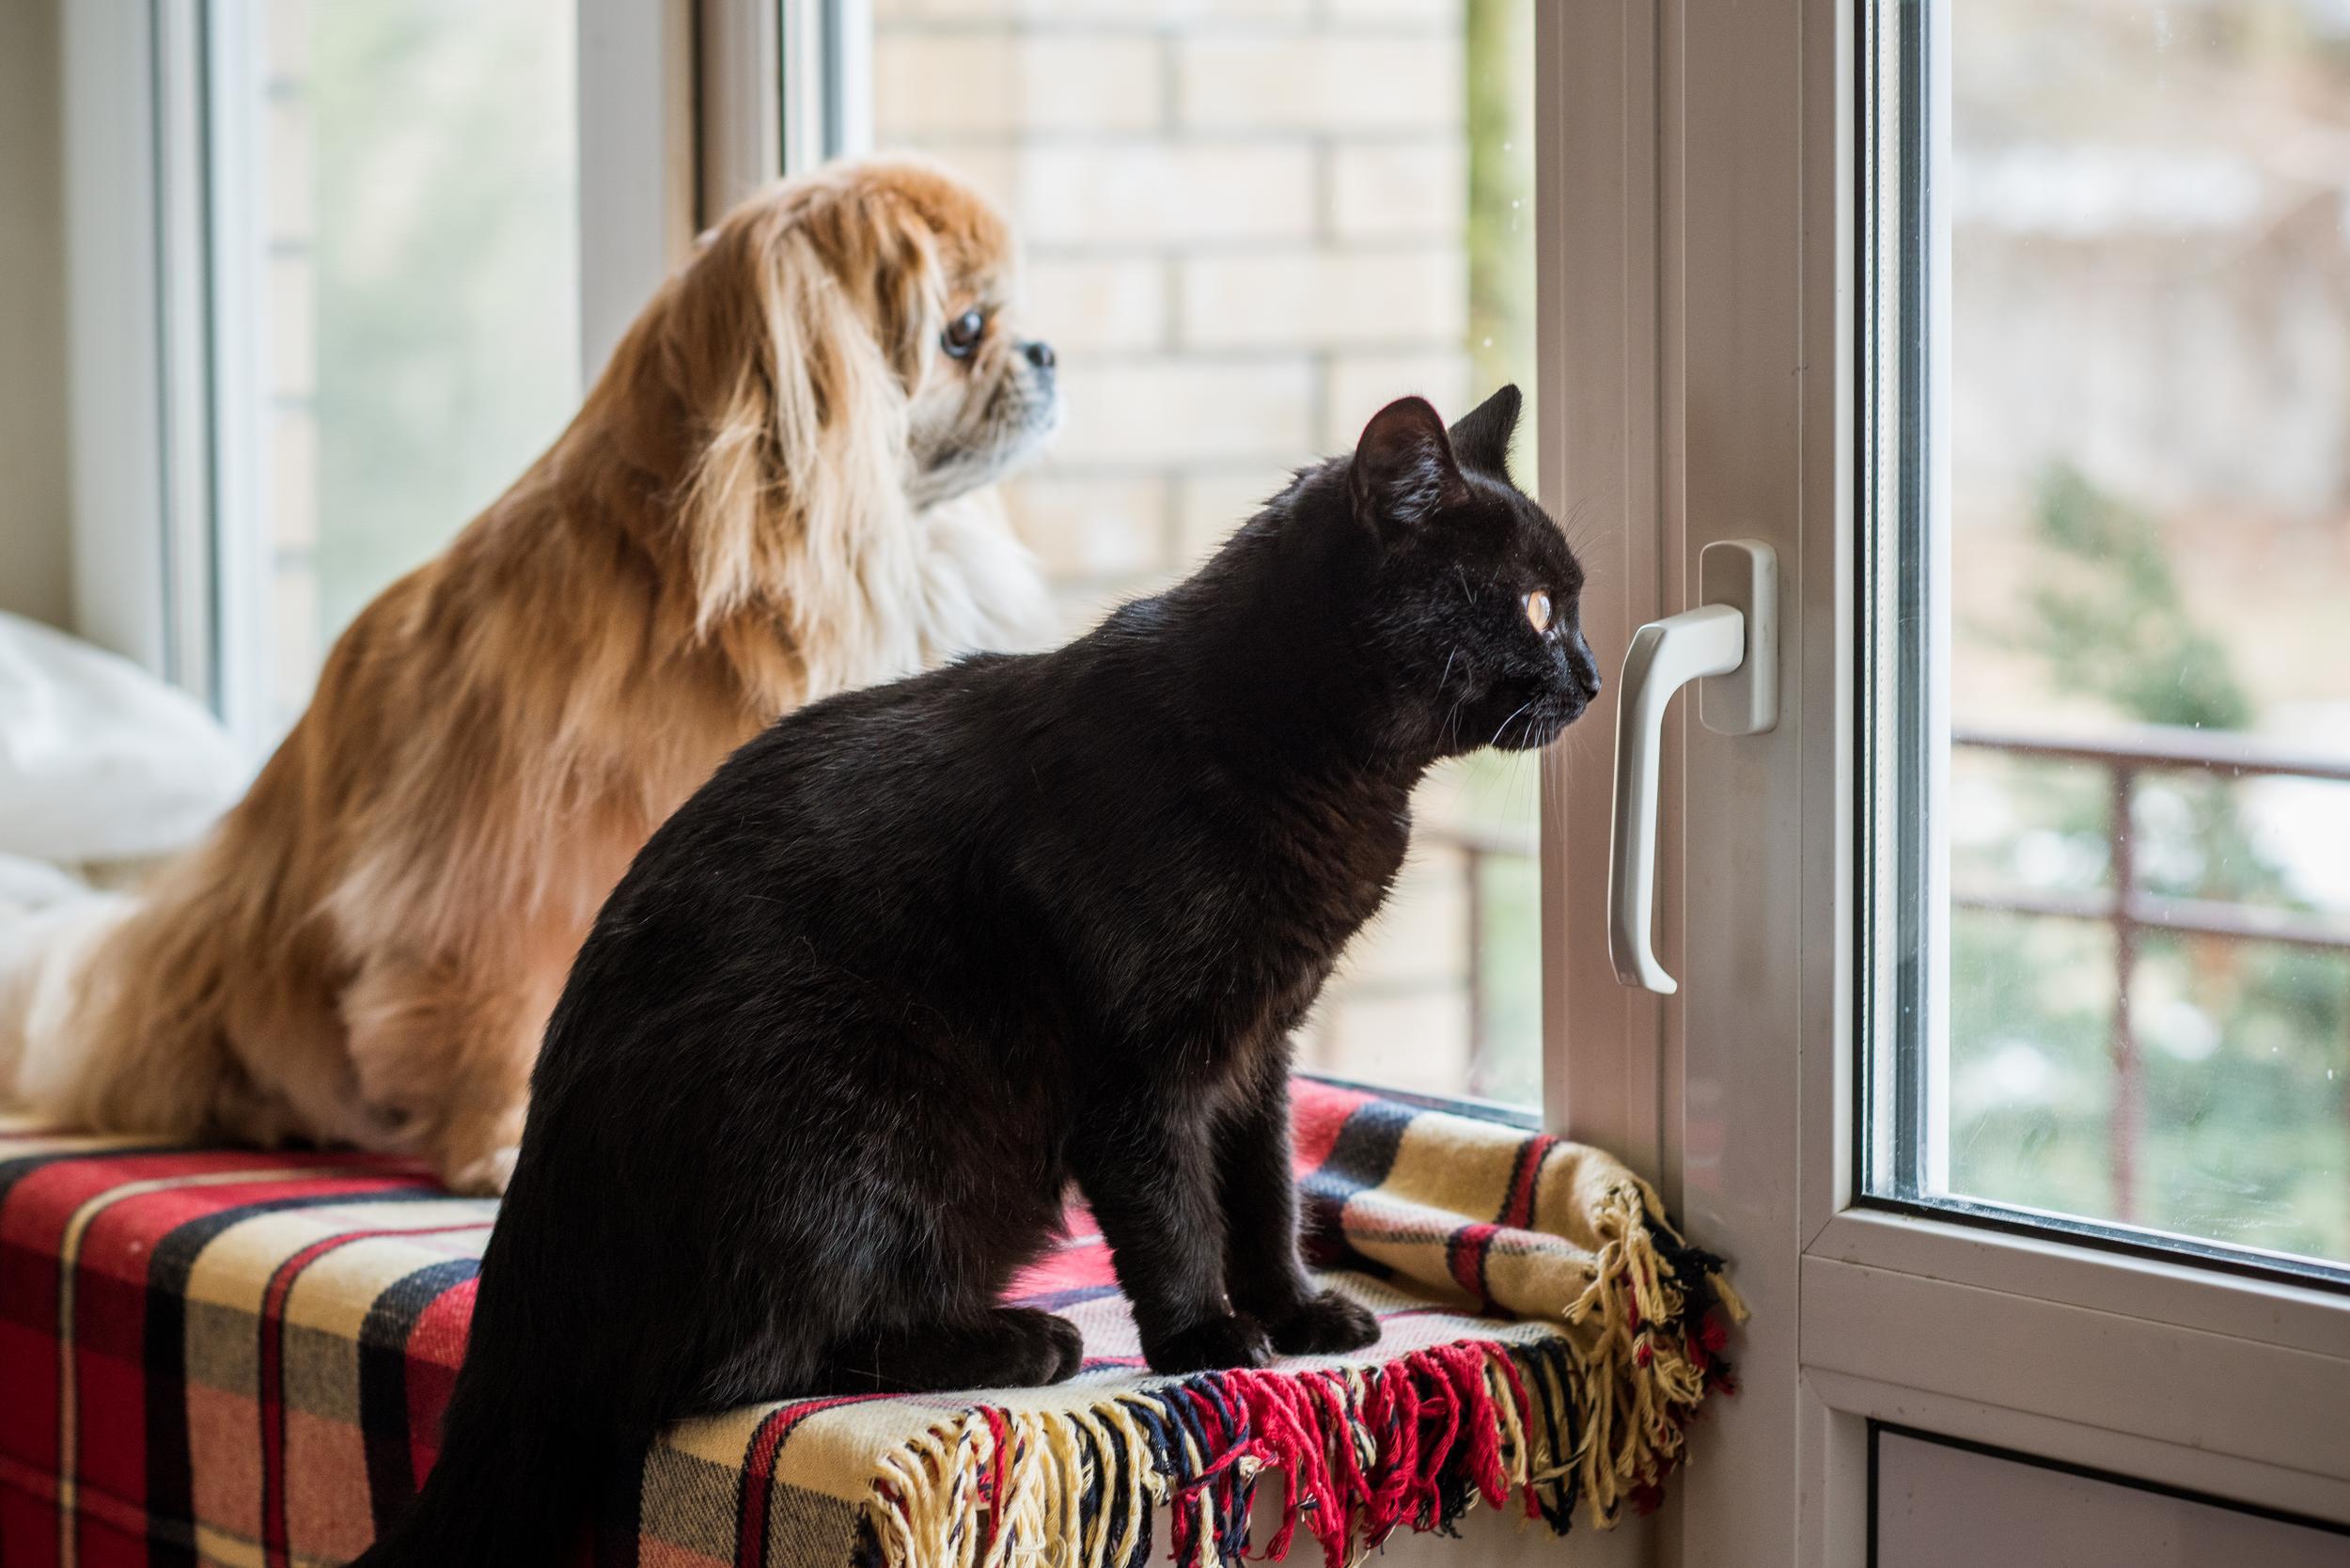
[
  {"xmin": 445, "ymin": 1145, "xmax": 519, "ymax": 1197},
  {"xmin": 1143, "ymin": 1312, "xmax": 1275, "ymax": 1375},
  {"xmin": 1263, "ymin": 1287, "xmax": 1380, "ymax": 1356}
]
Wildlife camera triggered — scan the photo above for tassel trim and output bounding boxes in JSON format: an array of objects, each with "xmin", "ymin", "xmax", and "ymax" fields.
[
  {"xmin": 1557, "ymin": 1177, "xmax": 1748, "ymax": 1527},
  {"xmin": 851, "ymin": 1194, "xmax": 1743, "ymax": 1567}
]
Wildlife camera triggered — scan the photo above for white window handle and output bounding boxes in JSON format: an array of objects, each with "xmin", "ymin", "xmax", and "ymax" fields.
[{"xmin": 1606, "ymin": 539, "xmax": 1778, "ymax": 994}]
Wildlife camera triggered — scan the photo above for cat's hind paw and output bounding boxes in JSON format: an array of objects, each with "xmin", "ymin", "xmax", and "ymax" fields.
[{"xmin": 1263, "ymin": 1287, "xmax": 1380, "ymax": 1356}]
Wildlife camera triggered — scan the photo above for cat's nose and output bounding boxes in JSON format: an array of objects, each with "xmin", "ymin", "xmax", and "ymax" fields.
[{"xmin": 1570, "ymin": 633, "xmax": 1603, "ymax": 698}]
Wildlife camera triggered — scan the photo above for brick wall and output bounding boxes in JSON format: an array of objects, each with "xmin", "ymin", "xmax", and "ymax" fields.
[
  {"xmin": 873, "ymin": 0, "xmax": 1473, "ymax": 622},
  {"xmin": 875, "ymin": 0, "xmax": 1531, "ymax": 1100}
]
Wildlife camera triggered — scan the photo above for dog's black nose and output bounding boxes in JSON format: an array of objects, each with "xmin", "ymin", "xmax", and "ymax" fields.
[{"xmin": 1024, "ymin": 339, "xmax": 1056, "ymax": 371}]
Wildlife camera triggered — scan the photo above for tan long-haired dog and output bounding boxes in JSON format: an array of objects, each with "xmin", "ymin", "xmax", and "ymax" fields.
[{"xmin": 2, "ymin": 159, "xmax": 1058, "ymax": 1191}]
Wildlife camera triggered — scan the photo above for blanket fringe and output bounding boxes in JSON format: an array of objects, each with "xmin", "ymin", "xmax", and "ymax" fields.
[
  {"xmin": 1557, "ymin": 1177, "xmax": 1748, "ymax": 1527},
  {"xmin": 854, "ymin": 1184, "xmax": 1742, "ymax": 1567}
]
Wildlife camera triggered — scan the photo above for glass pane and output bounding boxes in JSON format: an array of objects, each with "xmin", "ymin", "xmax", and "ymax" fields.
[
  {"xmin": 871, "ymin": 0, "xmax": 1541, "ymax": 1105},
  {"xmin": 1864, "ymin": 0, "xmax": 2350, "ymax": 1275},
  {"xmin": 213, "ymin": 0, "xmax": 580, "ymax": 731}
]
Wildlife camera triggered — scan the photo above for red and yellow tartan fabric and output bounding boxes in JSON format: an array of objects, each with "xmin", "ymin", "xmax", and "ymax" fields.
[{"xmin": 0, "ymin": 1080, "xmax": 1742, "ymax": 1568}]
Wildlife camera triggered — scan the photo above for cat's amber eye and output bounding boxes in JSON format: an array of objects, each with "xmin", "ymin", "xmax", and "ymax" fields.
[{"xmin": 1523, "ymin": 590, "xmax": 1552, "ymax": 634}]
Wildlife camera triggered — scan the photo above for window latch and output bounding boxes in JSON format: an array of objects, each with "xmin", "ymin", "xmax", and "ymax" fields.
[{"xmin": 1606, "ymin": 539, "xmax": 1779, "ymax": 994}]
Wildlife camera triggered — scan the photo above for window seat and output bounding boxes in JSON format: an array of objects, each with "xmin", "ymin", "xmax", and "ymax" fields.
[{"xmin": 0, "ymin": 1081, "xmax": 1741, "ymax": 1567}]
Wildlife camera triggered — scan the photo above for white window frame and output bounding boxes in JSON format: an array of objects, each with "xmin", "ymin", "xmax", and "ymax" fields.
[
  {"xmin": 59, "ymin": 0, "xmax": 864, "ymax": 743},
  {"xmin": 63, "ymin": 1, "xmax": 186, "ymax": 692},
  {"xmin": 1534, "ymin": 2, "xmax": 2350, "ymax": 1562}
]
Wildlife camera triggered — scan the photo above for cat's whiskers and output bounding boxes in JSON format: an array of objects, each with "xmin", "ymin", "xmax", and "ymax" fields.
[
  {"xmin": 1488, "ymin": 698, "xmax": 1538, "ymax": 750},
  {"xmin": 1559, "ymin": 488, "xmax": 1615, "ymax": 549},
  {"xmin": 1436, "ymin": 644, "xmax": 1470, "ymax": 745},
  {"xmin": 1505, "ymin": 745, "xmax": 1541, "ymax": 819},
  {"xmin": 1539, "ymin": 714, "xmax": 1607, "ymax": 779}
]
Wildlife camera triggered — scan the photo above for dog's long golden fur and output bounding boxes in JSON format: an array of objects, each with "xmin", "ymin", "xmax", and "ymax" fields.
[{"xmin": 4, "ymin": 160, "xmax": 1057, "ymax": 1190}]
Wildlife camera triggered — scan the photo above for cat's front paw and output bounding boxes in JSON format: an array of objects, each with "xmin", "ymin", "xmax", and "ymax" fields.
[
  {"xmin": 1002, "ymin": 1307, "xmax": 1086, "ymax": 1385},
  {"xmin": 1143, "ymin": 1312, "xmax": 1274, "ymax": 1375},
  {"xmin": 1263, "ymin": 1288, "xmax": 1380, "ymax": 1356}
]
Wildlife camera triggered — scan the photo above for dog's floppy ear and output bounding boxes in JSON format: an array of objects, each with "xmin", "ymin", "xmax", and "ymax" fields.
[
  {"xmin": 858, "ymin": 196, "xmax": 948, "ymax": 389},
  {"xmin": 659, "ymin": 187, "xmax": 919, "ymax": 685}
]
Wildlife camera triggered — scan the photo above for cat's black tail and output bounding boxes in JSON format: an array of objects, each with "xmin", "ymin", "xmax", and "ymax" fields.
[{"xmin": 346, "ymin": 1317, "xmax": 599, "ymax": 1568}]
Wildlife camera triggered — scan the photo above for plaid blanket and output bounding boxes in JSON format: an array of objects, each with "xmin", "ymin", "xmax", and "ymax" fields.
[{"xmin": 0, "ymin": 1079, "xmax": 1741, "ymax": 1568}]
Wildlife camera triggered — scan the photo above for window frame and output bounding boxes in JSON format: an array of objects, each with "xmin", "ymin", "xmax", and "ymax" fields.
[
  {"xmin": 63, "ymin": 0, "xmax": 183, "ymax": 691},
  {"xmin": 1534, "ymin": 0, "xmax": 2350, "ymax": 1560}
]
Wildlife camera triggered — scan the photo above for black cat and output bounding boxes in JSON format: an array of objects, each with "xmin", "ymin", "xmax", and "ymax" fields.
[{"xmin": 352, "ymin": 387, "xmax": 1599, "ymax": 1566}]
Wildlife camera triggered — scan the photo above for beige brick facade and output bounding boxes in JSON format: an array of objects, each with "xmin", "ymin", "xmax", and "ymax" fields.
[
  {"xmin": 873, "ymin": 0, "xmax": 1478, "ymax": 607},
  {"xmin": 1173, "ymin": 33, "xmax": 1464, "ymax": 132},
  {"xmin": 1330, "ymin": 141, "xmax": 1465, "ymax": 239}
]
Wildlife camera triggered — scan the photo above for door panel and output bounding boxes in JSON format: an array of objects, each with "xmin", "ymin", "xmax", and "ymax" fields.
[{"xmin": 1874, "ymin": 1430, "xmax": 2350, "ymax": 1568}]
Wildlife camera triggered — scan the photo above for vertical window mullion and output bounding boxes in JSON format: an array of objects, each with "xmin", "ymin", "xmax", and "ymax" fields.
[
  {"xmin": 64, "ymin": 2, "xmax": 188, "ymax": 689},
  {"xmin": 577, "ymin": 0, "xmax": 696, "ymax": 385},
  {"xmin": 151, "ymin": 0, "xmax": 218, "ymax": 711},
  {"xmin": 1536, "ymin": 0, "xmax": 1670, "ymax": 1168},
  {"xmin": 1858, "ymin": 0, "xmax": 1942, "ymax": 1207},
  {"xmin": 200, "ymin": 0, "xmax": 280, "ymax": 749},
  {"xmin": 699, "ymin": 0, "xmax": 782, "ymax": 218}
]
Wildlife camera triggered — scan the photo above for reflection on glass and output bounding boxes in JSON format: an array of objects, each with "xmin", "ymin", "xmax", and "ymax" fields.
[
  {"xmin": 871, "ymin": 0, "xmax": 1542, "ymax": 1104},
  {"xmin": 232, "ymin": 0, "xmax": 580, "ymax": 726},
  {"xmin": 1934, "ymin": 0, "xmax": 2350, "ymax": 1266}
]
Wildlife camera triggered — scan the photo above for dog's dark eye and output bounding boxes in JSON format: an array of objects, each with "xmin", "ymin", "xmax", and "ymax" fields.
[{"xmin": 942, "ymin": 309, "xmax": 986, "ymax": 359}]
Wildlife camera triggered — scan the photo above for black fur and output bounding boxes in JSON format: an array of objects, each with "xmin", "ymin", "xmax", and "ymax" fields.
[{"xmin": 351, "ymin": 388, "xmax": 1598, "ymax": 1565}]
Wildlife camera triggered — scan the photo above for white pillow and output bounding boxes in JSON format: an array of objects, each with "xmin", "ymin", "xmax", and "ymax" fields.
[{"xmin": 0, "ymin": 612, "xmax": 251, "ymax": 865}]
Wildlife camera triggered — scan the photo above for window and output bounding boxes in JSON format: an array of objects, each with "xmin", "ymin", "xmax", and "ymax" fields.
[
  {"xmin": 1861, "ymin": 0, "xmax": 2350, "ymax": 1277},
  {"xmin": 870, "ymin": 0, "xmax": 1543, "ymax": 1106},
  {"xmin": 71, "ymin": 0, "xmax": 700, "ymax": 753},
  {"xmin": 210, "ymin": 0, "xmax": 583, "ymax": 735},
  {"xmin": 1546, "ymin": 0, "xmax": 2350, "ymax": 1558}
]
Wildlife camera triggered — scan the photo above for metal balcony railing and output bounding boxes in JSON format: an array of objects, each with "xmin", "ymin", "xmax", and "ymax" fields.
[
  {"xmin": 1952, "ymin": 724, "xmax": 2350, "ymax": 1221},
  {"xmin": 1419, "ymin": 819, "xmax": 1538, "ymax": 1095},
  {"xmin": 1419, "ymin": 726, "xmax": 2350, "ymax": 1166}
]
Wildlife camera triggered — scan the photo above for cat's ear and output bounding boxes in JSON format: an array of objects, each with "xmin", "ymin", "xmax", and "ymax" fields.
[
  {"xmin": 1352, "ymin": 396, "xmax": 1465, "ymax": 529},
  {"xmin": 1448, "ymin": 384, "xmax": 1522, "ymax": 478}
]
